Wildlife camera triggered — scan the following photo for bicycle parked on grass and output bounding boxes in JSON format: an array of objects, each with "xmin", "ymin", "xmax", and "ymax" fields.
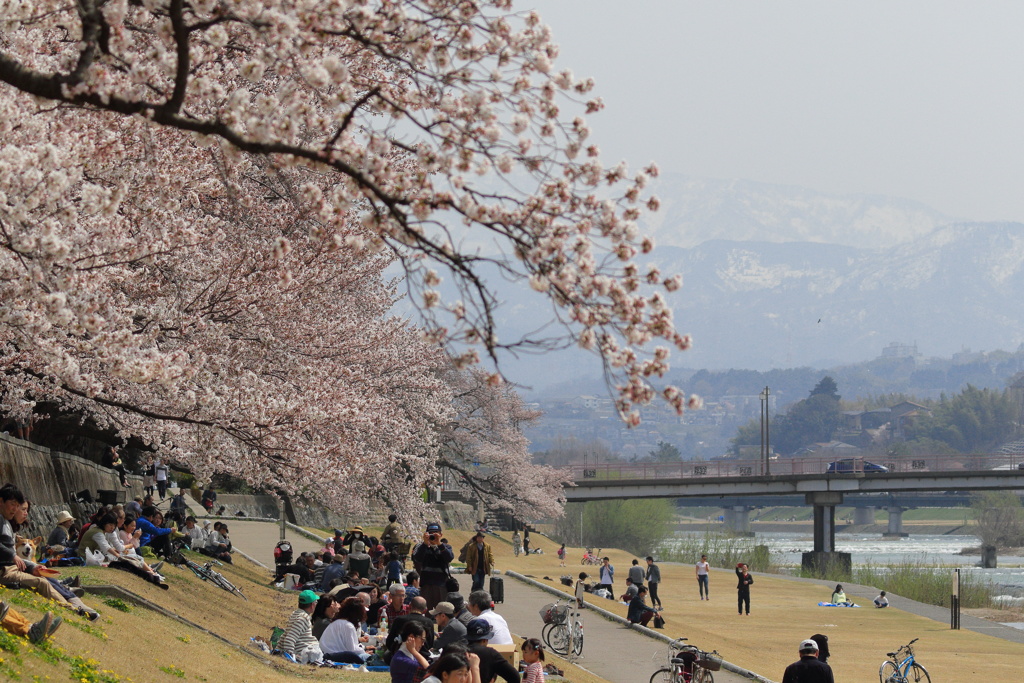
[
  {"xmin": 170, "ymin": 551, "xmax": 247, "ymax": 600},
  {"xmin": 539, "ymin": 599, "xmax": 583, "ymax": 657},
  {"xmin": 581, "ymin": 548, "xmax": 602, "ymax": 565},
  {"xmin": 879, "ymin": 638, "xmax": 930, "ymax": 683},
  {"xmin": 650, "ymin": 637, "xmax": 721, "ymax": 683}
]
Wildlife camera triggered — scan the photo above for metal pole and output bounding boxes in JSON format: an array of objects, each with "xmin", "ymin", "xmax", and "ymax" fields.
[
  {"xmin": 765, "ymin": 387, "xmax": 771, "ymax": 477},
  {"xmin": 951, "ymin": 568, "xmax": 961, "ymax": 629}
]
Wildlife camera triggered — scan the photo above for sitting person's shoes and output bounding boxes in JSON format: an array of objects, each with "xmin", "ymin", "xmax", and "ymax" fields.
[
  {"xmin": 76, "ymin": 607, "xmax": 100, "ymax": 621},
  {"xmin": 0, "ymin": 601, "xmax": 8, "ymax": 622},
  {"xmin": 151, "ymin": 561, "xmax": 164, "ymax": 572},
  {"xmin": 27, "ymin": 613, "xmax": 54, "ymax": 644},
  {"xmin": 60, "ymin": 575, "xmax": 81, "ymax": 589},
  {"xmin": 47, "ymin": 615, "xmax": 63, "ymax": 638}
]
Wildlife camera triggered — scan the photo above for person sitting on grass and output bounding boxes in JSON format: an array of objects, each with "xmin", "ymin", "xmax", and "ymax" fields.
[
  {"xmin": 181, "ymin": 516, "xmax": 206, "ymax": 549},
  {"xmin": 80, "ymin": 513, "xmax": 168, "ymax": 589},
  {"xmin": 279, "ymin": 589, "xmax": 323, "ymax": 664},
  {"xmin": 389, "ymin": 620, "xmax": 431, "ymax": 683},
  {"xmin": 46, "ymin": 510, "xmax": 76, "ymax": 551},
  {"xmin": 627, "ymin": 585, "xmax": 660, "ymax": 627},
  {"xmin": 831, "ymin": 584, "xmax": 852, "ymax": 606},
  {"xmin": 136, "ymin": 506, "xmax": 178, "ymax": 558},
  {"xmin": 2, "ymin": 486, "xmax": 100, "ymax": 620},
  {"xmin": 422, "ymin": 651, "xmax": 482, "ymax": 683},
  {"xmin": 320, "ymin": 596, "xmax": 373, "ymax": 664},
  {"xmin": 202, "ymin": 522, "xmax": 232, "ymax": 563},
  {"xmin": 311, "ymin": 595, "xmax": 339, "ymax": 640},
  {"xmin": 0, "ymin": 600, "xmax": 62, "ymax": 643},
  {"xmin": 873, "ymin": 591, "xmax": 889, "ymax": 608}
]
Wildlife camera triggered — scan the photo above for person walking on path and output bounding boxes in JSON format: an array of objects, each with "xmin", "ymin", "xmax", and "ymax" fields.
[
  {"xmin": 645, "ymin": 556, "xmax": 662, "ymax": 608},
  {"xmin": 781, "ymin": 638, "xmax": 834, "ymax": 683},
  {"xmin": 696, "ymin": 554, "xmax": 710, "ymax": 600},
  {"xmin": 596, "ymin": 557, "xmax": 614, "ymax": 594},
  {"xmin": 464, "ymin": 532, "xmax": 494, "ymax": 592},
  {"xmin": 735, "ymin": 563, "xmax": 753, "ymax": 615}
]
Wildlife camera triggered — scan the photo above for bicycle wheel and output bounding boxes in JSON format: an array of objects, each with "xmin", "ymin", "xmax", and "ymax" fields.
[
  {"xmin": 879, "ymin": 660, "xmax": 900, "ymax": 683},
  {"xmin": 693, "ymin": 668, "xmax": 714, "ymax": 683},
  {"xmin": 545, "ymin": 623, "xmax": 570, "ymax": 655},
  {"xmin": 571, "ymin": 621, "xmax": 583, "ymax": 656},
  {"xmin": 908, "ymin": 663, "xmax": 930, "ymax": 683},
  {"xmin": 210, "ymin": 572, "xmax": 247, "ymax": 600},
  {"xmin": 649, "ymin": 668, "xmax": 676, "ymax": 683}
]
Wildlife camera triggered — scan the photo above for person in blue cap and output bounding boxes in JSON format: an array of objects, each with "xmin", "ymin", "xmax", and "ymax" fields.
[{"xmin": 412, "ymin": 522, "xmax": 453, "ymax": 610}]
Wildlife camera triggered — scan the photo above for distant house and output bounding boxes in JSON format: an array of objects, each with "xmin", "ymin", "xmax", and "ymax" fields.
[{"xmin": 888, "ymin": 401, "xmax": 932, "ymax": 440}]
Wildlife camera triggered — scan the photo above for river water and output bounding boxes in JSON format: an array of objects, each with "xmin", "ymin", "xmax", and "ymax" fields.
[{"xmin": 667, "ymin": 531, "xmax": 1024, "ymax": 598}]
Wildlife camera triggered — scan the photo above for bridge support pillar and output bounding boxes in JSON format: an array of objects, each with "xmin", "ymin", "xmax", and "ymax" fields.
[
  {"xmin": 724, "ymin": 506, "xmax": 753, "ymax": 536},
  {"xmin": 853, "ymin": 507, "xmax": 875, "ymax": 525},
  {"xmin": 801, "ymin": 492, "xmax": 851, "ymax": 575},
  {"xmin": 884, "ymin": 506, "xmax": 908, "ymax": 538},
  {"xmin": 806, "ymin": 492, "xmax": 843, "ymax": 552}
]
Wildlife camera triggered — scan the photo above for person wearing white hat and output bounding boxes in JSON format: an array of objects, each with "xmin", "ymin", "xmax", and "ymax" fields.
[
  {"xmin": 46, "ymin": 511, "xmax": 75, "ymax": 549},
  {"xmin": 781, "ymin": 639, "xmax": 834, "ymax": 683}
]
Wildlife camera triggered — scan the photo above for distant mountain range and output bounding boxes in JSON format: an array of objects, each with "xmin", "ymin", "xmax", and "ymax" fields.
[
  {"xmin": 641, "ymin": 175, "xmax": 954, "ymax": 248},
  {"xmin": 492, "ymin": 176, "xmax": 1024, "ymax": 394}
]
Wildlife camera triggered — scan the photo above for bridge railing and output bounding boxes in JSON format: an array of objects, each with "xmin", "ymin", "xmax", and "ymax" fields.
[{"xmin": 567, "ymin": 453, "xmax": 1024, "ymax": 481}]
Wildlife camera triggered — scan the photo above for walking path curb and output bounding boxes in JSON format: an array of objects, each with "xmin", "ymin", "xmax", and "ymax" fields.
[{"xmin": 504, "ymin": 570, "xmax": 775, "ymax": 683}]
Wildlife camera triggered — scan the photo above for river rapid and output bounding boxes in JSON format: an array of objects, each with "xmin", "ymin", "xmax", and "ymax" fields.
[{"xmin": 667, "ymin": 530, "xmax": 1024, "ymax": 598}]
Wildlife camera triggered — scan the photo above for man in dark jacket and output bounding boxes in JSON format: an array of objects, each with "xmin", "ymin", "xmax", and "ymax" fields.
[
  {"xmin": 782, "ymin": 639, "xmax": 834, "ymax": 683},
  {"xmin": 466, "ymin": 618, "xmax": 520, "ymax": 683},
  {"xmin": 447, "ymin": 591, "xmax": 473, "ymax": 626},
  {"xmin": 412, "ymin": 522, "xmax": 454, "ymax": 609},
  {"xmin": 430, "ymin": 601, "xmax": 468, "ymax": 650}
]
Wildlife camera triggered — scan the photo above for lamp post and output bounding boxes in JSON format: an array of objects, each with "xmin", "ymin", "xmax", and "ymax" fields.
[{"xmin": 760, "ymin": 386, "xmax": 771, "ymax": 477}]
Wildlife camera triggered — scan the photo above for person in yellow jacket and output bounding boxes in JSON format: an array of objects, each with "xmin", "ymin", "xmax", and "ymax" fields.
[{"xmin": 463, "ymin": 532, "xmax": 494, "ymax": 592}]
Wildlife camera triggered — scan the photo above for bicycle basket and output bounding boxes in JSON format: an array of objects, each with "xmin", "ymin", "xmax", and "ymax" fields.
[
  {"xmin": 540, "ymin": 603, "xmax": 569, "ymax": 625},
  {"xmin": 696, "ymin": 653, "xmax": 722, "ymax": 671}
]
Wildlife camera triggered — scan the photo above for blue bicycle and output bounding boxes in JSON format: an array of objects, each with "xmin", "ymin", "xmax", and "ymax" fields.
[{"xmin": 879, "ymin": 638, "xmax": 930, "ymax": 683}]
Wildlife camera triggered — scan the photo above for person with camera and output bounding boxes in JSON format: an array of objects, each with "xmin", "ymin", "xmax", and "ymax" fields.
[{"xmin": 412, "ymin": 522, "xmax": 454, "ymax": 610}]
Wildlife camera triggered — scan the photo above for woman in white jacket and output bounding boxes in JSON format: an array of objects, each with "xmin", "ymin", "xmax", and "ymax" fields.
[{"xmin": 320, "ymin": 597, "xmax": 371, "ymax": 664}]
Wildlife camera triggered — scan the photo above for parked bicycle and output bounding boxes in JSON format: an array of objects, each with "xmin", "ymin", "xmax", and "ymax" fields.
[
  {"xmin": 879, "ymin": 638, "xmax": 930, "ymax": 683},
  {"xmin": 581, "ymin": 547, "xmax": 602, "ymax": 565},
  {"xmin": 650, "ymin": 638, "xmax": 720, "ymax": 683},
  {"xmin": 539, "ymin": 599, "xmax": 583, "ymax": 657},
  {"xmin": 170, "ymin": 551, "xmax": 247, "ymax": 600}
]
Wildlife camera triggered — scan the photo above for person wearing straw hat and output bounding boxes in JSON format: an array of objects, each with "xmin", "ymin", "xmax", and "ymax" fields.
[{"xmin": 46, "ymin": 511, "xmax": 75, "ymax": 550}]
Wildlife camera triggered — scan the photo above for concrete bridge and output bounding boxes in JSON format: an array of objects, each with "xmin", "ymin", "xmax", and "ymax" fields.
[{"xmin": 563, "ymin": 456, "xmax": 1024, "ymax": 571}]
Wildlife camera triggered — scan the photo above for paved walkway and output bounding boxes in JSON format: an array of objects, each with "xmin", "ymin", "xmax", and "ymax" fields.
[{"xmin": 225, "ymin": 521, "xmax": 748, "ymax": 683}]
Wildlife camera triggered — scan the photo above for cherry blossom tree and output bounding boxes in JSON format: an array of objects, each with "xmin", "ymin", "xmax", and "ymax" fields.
[
  {"xmin": 0, "ymin": 0, "xmax": 697, "ymax": 423},
  {"xmin": 435, "ymin": 366, "xmax": 568, "ymax": 519}
]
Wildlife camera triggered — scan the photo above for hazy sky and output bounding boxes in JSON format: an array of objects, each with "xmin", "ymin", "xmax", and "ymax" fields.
[{"xmin": 533, "ymin": 1, "xmax": 1024, "ymax": 222}]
